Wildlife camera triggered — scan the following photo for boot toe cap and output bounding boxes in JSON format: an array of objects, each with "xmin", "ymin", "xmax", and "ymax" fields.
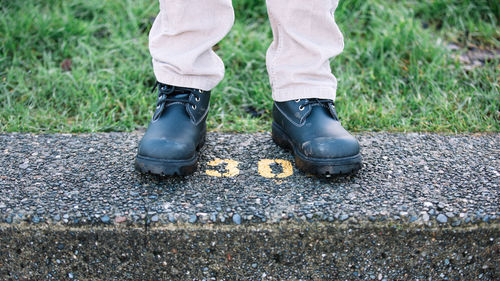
[
  {"xmin": 138, "ymin": 139, "xmax": 196, "ymax": 160},
  {"xmin": 301, "ymin": 136, "xmax": 360, "ymax": 159}
]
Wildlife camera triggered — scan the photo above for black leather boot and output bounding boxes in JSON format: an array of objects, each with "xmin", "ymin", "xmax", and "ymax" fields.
[
  {"xmin": 135, "ymin": 82, "xmax": 210, "ymax": 176},
  {"xmin": 272, "ymin": 99, "xmax": 362, "ymax": 176}
]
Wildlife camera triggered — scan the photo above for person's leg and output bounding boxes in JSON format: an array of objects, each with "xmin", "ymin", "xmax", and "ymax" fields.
[
  {"xmin": 149, "ymin": 0, "xmax": 235, "ymax": 91},
  {"xmin": 136, "ymin": 0, "xmax": 234, "ymax": 176},
  {"xmin": 266, "ymin": 0, "xmax": 343, "ymax": 101},
  {"xmin": 266, "ymin": 0, "xmax": 362, "ymax": 176}
]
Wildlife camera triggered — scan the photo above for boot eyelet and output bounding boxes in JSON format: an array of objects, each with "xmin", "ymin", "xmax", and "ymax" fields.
[
  {"xmin": 199, "ymin": 90, "xmax": 203, "ymax": 93},
  {"xmin": 295, "ymin": 99, "xmax": 300, "ymax": 103},
  {"xmin": 192, "ymin": 105, "xmax": 197, "ymax": 110},
  {"xmin": 299, "ymin": 105, "xmax": 305, "ymax": 111},
  {"xmin": 195, "ymin": 97, "xmax": 200, "ymax": 102}
]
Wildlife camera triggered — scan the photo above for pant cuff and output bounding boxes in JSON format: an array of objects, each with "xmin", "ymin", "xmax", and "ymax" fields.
[
  {"xmin": 153, "ymin": 60, "xmax": 222, "ymax": 91},
  {"xmin": 272, "ymin": 86, "xmax": 337, "ymax": 102}
]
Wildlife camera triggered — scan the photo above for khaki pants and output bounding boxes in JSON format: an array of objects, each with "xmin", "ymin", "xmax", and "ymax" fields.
[{"xmin": 149, "ymin": 0, "xmax": 343, "ymax": 101}]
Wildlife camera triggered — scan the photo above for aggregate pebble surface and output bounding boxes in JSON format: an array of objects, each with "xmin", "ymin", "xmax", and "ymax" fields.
[
  {"xmin": 0, "ymin": 132, "xmax": 498, "ymax": 226},
  {"xmin": 1, "ymin": 224, "xmax": 498, "ymax": 280}
]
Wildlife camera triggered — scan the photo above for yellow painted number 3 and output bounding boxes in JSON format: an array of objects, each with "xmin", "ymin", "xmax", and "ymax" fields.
[{"xmin": 205, "ymin": 158, "xmax": 240, "ymax": 177}]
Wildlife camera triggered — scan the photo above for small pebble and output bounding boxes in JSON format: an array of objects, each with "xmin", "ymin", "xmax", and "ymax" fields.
[
  {"xmin": 101, "ymin": 215, "xmax": 110, "ymax": 223},
  {"xmin": 437, "ymin": 202, "xmax": 446, "ymax": 210},
  {"xmin": 168, "ymin": 213, "xmax": 176, "ymax": 223},
  {"xmin": 436, "ymin": 214, "xmax": 448, "ymax": 223},
  {"xmin": 233, "ymin": 214, "xmax": 242, "ymax": 225},
  {"xmin": 210, "ymin": 213, "xmax": 217, "ymax": 222},
  {"xmin": 115, "ymin": 216, "xmax": 127, "ymax": 223},
  {"xmin": 189, "ymin": 215, "xmax": 197, "ymax": 224}
]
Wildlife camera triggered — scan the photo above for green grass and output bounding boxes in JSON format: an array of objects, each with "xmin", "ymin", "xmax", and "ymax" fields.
[{"xmin": 1, "ymin": 0, "xmax": 498, "ymax": 133}]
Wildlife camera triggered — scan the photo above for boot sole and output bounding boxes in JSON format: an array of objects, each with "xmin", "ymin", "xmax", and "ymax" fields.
[
  {"xmin": 272, "ymin": 122, "xmax": 362, "ymax": 177},
  {"xmin": 135, "ymin": 136, "xmax": 205, "ymax": 177}
]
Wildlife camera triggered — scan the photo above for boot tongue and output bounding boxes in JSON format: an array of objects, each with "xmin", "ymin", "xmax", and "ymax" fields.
[
  {"xmin": 153, "ymin": 92, "xmax": 191, "ymax": 121},
  {"xmin": 168, "ymin": 86, "xmax": 194, "ymax": 101},
  {"xmin": 170, "ymin": 93, "xmax": 190, "ymax": 100},
  {"xmin": 306, "ymin": 99, "xmax": 338, "ymax": 121}
]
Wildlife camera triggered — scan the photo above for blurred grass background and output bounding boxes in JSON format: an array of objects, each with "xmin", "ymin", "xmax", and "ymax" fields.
[{"xmin": 0, "ymin": 0, "xmax": 498, "ymax": 133}]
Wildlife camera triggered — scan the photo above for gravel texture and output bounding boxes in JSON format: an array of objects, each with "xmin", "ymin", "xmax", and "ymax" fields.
[
  {"xmin": 0, "ymin": 224, "xmax": 498, "ymax": 280},
  {"xmin": 0, "ymin": 132, "xmax": 498, "ymax": 226}
]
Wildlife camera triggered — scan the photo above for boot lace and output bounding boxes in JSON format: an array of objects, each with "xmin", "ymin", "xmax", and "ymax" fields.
[
  {"xmin": 296, "ymin": 98, "xmax": 338, "ymax": 120},
  {"xmin": 152, "ymin": 82, "xmax": 202, "ymax": 121},
  {"xmin": 298, "ymin": 98, "xmax": 335, "ymax": 110}
]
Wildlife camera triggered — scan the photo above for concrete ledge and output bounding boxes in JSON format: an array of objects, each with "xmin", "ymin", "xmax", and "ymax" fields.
[{"xmin": 1, "ymin": 132, "xmax": 499, "ymax": 279}]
